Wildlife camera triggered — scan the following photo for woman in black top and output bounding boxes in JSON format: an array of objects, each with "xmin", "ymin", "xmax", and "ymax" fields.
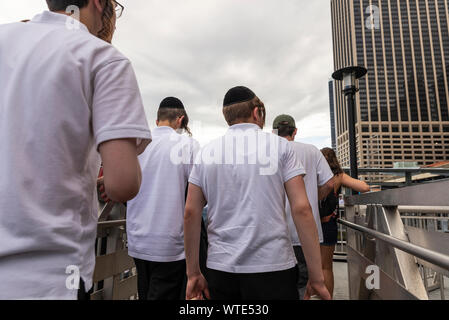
[{"xmin": 319, "ymin": 148, "xmax": 370, "ymax": 297}]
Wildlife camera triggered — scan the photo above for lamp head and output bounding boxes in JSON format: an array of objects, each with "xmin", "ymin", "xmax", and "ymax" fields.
[{"xmin": 332, "ymin": 66, "xmax": 367, "ymax": 89}]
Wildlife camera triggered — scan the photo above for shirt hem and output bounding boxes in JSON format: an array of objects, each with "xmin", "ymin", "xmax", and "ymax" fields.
[
  {"xmin": 283, "ymin": 169, "xmax": 306, "ymax": 183},
  {"xmin": 206, "ymin": 261, "xmax": 297, "ymax": 274},
  {"xmin": 128, "ymin": 250, "xmax": 185, "ymax": 263},
  {"xmin": 95, "ymin": 127, "xmax": 152, "ymax": 149},
  {"xmin": 188, "ymin": 177, "xmax": 202, "ymax": 188}
]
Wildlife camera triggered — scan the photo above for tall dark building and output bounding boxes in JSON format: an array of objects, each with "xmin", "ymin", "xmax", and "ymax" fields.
[
  {"xmin": 329, "ymin": 79, "xmax": 338, "ymax": 151},
  {"xmin": 331, "ymin": 0, "xmax": 449, "ymax": 168}
]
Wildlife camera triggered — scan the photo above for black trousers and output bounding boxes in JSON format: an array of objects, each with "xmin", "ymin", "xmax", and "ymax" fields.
[
  {"xmin": 207, "ymin": 267, "xmax": 299, "ymax": 300},
  {"xmin": 77, "ymin": 278, "xmax": 92, "ymax": 301},
  {"xmin": 293, "ymin": 246, "xmax": 309, "ymax": 300},
  {"xmin": 134, "ymin": 258, "xmax": 186, "ymax": 300}
]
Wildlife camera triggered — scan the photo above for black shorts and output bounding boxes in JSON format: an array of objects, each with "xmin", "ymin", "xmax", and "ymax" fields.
[
  {"xmin": 133, "ymin": 258, "xmax": 186, "ymax": 300},
  {"xmin": 207, "ymin": 267, "xmax": 299, "ymax": 300},
  {"xmin": 321, "ymin": 216, "xmax": 338, "ymax": 246}
]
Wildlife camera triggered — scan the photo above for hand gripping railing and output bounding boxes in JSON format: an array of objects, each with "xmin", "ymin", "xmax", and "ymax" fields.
[{"xmin": 341, "ymin": 179, "xmax": 449, "ymax": 300}]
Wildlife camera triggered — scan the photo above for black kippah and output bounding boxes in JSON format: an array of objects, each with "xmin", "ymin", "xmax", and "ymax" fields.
[
  {"xmin": 159, "ymin": 97, "xmax": 185, "ymax": 110},
  {"xmin": 223, "ymin": 86, "xmax": 256, "ymax": 107}
]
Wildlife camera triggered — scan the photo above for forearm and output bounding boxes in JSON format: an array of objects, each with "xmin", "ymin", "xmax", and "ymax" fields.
[
  {"xmin": 184, "ymin": 209, "xmax": 203, "ymax": 277},
  {"xmin": 292, "ymin": 207, "xmax": 324, "ymax": 282}
]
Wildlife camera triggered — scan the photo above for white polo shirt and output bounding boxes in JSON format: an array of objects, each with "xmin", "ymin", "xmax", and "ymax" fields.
[
  {"xmin": 285, "ymin": 142, "xmax": 333, "ymax": 246},
  {"xmin": 127, "ymin": 126, "xmax": 200, "ymax": 262},
  {"xmin": 189, "ymin": 123, "xmax": 306, "ymax": 274},
  {"xmin": 0, "ymin": 11, "xmax": 151, "ymax": 299}
]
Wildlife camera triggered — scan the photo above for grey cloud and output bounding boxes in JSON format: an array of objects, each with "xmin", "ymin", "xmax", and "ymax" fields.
[{"xmin": 115, "ymin": 0, "xmax": 334, "ymax": 141}]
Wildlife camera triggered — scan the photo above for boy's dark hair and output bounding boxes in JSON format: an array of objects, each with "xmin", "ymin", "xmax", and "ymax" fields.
[
  {"xmin": 222, "ymin": 96, "xmax": 266, "ymax": 126},
  {"xmin": 277, "ymin": 125, "xmax": 296, "ymax": 138},
  {"xmin": 46, "ymin": 0, "xmax": 89, "ymax": 11},
  {"xmin": 157, "ymin": 108, "xmax": 192, "ymax": 136}
]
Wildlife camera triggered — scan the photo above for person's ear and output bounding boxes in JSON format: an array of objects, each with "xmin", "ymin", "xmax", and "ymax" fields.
[
  {"xmin": 92, "ymin": 0, "xmax": 104, "ymax": 14},
  {"xmin": 293, "ymin": 129, "xmax": 298, "ymax": 139},
  {"xmin": 252, "ymin": 107, "xmax": 259, "ymax": 122},
  {"xmin": 176, "ymin": 116, "xmax": 185, "ymax": 129},
  {"xmin": 156, "ymin": 120, "xmax": 159, "ymax": 126}
]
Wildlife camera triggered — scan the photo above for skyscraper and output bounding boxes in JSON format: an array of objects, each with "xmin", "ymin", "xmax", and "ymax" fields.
[
  {"xmin": 329, "ymin": 79, "xmax": 338, "ymax": 151},
  {"xmin": 331, "ymin": 0, "xmax": 449, "ymax": 169}
]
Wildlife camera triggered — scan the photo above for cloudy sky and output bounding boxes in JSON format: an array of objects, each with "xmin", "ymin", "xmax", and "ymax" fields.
[{"xmin": 0, "ymin": 0, "xmax": 335, "ymax": 148}]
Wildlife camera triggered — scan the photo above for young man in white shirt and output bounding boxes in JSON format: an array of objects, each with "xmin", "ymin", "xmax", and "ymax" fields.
[
  {"xmin": 127, "ymin": 97, "xmax": 200, "ymax": 300},
  {"xmin": 0, "ymin": 0, "xmax": 151, "ymax": 300},
  {"xmin": 273, "ymin": 114, "xmax": 334, "ymax": 299},
  {"xmin": 184, "ymin": 86, "xmax": 331, "ymax": 300}
]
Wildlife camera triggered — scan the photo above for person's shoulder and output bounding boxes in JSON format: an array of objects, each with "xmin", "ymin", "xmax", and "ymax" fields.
[
  {"xmin": 179, "ymin": 134, "xmax": 200, "ymax": 148},
  {"xmin": 0, "ymin": 22, "xmax": 21, "ymax": 30},
  {"xmin": 84, "ymin": 36, "xmax": 129, "ymax": 67},
  {"xmin": 59, "ymin": 28, "xmax": 129, "ymax": 68},
  {"xmin": 290, "ymin": 141, "xmax": 321, "ymax": 154},
  {"xmin": 0, "ymin": 21, "xmax": 30, "ymax": 38}
]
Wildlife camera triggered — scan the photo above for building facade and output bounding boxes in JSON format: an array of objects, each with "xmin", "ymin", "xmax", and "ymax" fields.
[
  {"xmin": 331, "ymin": 0, "xmax": 449, "ymax": 168},
  {"xmin": 329, "ymin": 79, "xmax": 338, "ymax": 151}
]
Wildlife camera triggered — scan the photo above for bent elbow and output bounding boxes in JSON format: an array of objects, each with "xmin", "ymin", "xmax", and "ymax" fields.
[
  {"xmin": 105, "ymin": 179, "xmax": 141, "ymax": 203},
  {"xmin": 291, "ymin": 203, "xmax": 313, "ymax": 220}
]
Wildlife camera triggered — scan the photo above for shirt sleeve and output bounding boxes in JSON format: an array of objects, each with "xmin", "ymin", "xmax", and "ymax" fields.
[
  {"xmin": 184, "ymin": 138, "xmax": 201, "ymax": 179},
  {"xmin": 188, "ymin": 151, "xmax": 203, "ymax": 189},
  {"xmin": 92, "ymin": 59, "xmax": 152, "ymax": 151},
  {"xmin": 281, "ymin": 142, "xmax": 306, "ymax": 183},
  {"xmin": 316, "ymin": 151, "xmax": 334, "ymax": 186}
]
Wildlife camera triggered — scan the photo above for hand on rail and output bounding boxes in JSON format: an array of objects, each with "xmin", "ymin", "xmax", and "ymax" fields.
[
  {"xmin": 186, "ymin": 273, "xmax": 210, "ymax": 300},
  {"xmin": 304, "ymin": 280, "xmax": 332, "ymax": 300}
]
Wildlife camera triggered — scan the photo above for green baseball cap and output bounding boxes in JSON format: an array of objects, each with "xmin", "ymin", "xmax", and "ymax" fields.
[{"xmin": 273, "ymin": 114, "xmax": 296, "ymax": 129}]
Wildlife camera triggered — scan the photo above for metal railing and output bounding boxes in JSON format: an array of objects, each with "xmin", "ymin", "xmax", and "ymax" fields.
[
  {"xmin": 90, "ymin": 202, "xmax": 138, "ymax": 300},
  {"xmin": 341, "ymin": 179, "xmax": 449, "ymax": 300},
  {"xmin": 344, "ymin": 167, "xmax": 449, "ymax": 188}
]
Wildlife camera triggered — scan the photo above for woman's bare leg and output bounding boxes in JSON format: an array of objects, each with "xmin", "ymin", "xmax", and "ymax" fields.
[{"xmin": 320, "ymin": 245, "xmax": 335, "ymax": 297}]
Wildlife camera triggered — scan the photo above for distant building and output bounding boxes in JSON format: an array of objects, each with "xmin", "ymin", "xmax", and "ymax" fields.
[
  {"xmin": 329, "ymin": 79, "xmax": 338, "ymax": 151},
  {"xmin": 331, "ymin": 0, "xmax": 449, "ymax": 169}
]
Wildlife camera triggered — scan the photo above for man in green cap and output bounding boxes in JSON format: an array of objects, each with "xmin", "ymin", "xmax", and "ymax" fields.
[{"xmin": 273, "ymin": 114, "xmax": 334, "ymax": 299}]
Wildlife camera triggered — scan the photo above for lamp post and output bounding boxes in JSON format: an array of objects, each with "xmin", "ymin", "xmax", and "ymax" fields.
[{"xmin": 332, "ymin": 66, "xmax": 367, "ymax": 188}]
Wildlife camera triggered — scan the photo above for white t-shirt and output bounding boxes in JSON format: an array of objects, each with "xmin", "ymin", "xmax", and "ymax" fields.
[
  {"xmin": 0, "ymin": 12, "xmax": 151, "ymax": 299},
  {"xmin": 189, "ymin": 123, "xmax": 306, "ymax": 274},
  {"xmin": 127, "ymin": 126, "xmax": 200, "ymax": 262},
  {"xmin": 285, "ymin": 142, "xmax": 333, "ymax": 246}
]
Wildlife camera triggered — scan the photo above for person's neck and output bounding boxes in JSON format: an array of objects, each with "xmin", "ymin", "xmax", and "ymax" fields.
[
  {"xmin": 232, "ymin": 119, "xmax": 262, "ymax": 129},
  {"xmin": 53, "ymin": 9, "xmax": 97, "ymax": 36},
  {"xmin": 157, "ymin": 121, "xmax": 178, "ymax": 131},
  {"xmin": 285, "ymin": 136, "xmax": 294, "ymax": 142}
]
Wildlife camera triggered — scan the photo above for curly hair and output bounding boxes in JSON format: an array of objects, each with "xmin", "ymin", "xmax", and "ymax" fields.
[
  {"xmin": 46, "ymin": 0, "xmax": 115, "ymax": 43},
  {"xmin": 321, "ymin": 148, "xmax": 344, "ymax": 176},
  {"xmin": 97, "ymin": 0, "xmax": 115, "ymax": 43}
]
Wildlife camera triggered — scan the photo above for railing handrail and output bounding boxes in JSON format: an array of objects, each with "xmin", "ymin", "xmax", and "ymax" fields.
[
  {"xmin": 343, "ymin": 167, "xmax": 449, "ymax": 175},
  {"xmin": 338, "ymin": 218, "xmax": 449, "ymax": 271},
  {"xmin": 344, "ymin": 180, "xmax": 449, "ymax": 206}
]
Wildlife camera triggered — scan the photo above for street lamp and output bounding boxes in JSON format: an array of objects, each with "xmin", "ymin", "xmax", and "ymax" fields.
[{"xmin": 332, "ymin": 66, "xmax": 367, "ymax": 186}]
